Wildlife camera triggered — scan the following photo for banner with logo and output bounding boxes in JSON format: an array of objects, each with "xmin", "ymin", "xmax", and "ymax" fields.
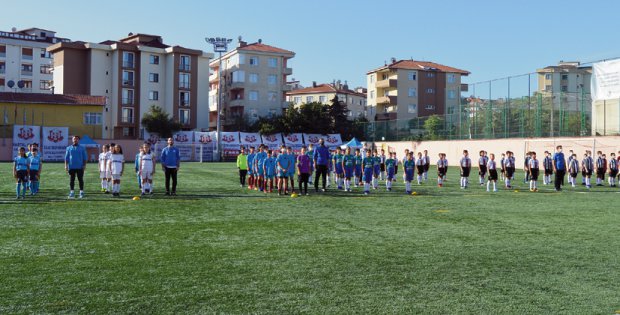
[
  {"xmin": 239, "ymin": 132, "xmax": 261, "ymax": 148},
  {"xmin": 283, "ymin": 133, "xmax": 304, "ymax": 153},
  {"xmin": 194, "ymin": 131, "xmax": 216, "ymax": 162},
  {"xmin": 41, "ymin": 127, "xmax": 69, "ymax": 161},
  {"xmin": 220, "ymin": 131, "xmax": 240, "ymax": 160},
  {"xmin": 261, "ymin": 133, "xmax": 283, "ymax": 150},
  {"xmin": 12, "ymin": 125, "xmax": 41, "ymax": 158},
  {"xmin": 592, "ymin": 59, "xmax": 620, "ymax": 101},
  {"xmin": 303, "ymin": 133, "xmax": 323, "ymax": 147},
  {"xmin": 325, "ymin": 134, "xmax": 343, "ymax": 149},
  {"xmin": 143, "ymin": 131, "xmax": 161, "ymax": 145}
]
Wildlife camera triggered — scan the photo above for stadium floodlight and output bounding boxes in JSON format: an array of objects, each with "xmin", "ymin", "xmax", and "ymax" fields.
[{"xmin": 205, "ymin": 37, "xmax": 233, "ymax": 161}]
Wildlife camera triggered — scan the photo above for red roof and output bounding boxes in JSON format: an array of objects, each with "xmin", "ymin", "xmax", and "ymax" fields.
[
  {"xmin": 286, "ymin": 83, "xmax": 365, "ymax": 98},
  {"xmin": 368, "ymin": 59, "xmax": 470, "ymax": 75},
  {"xmin": 0, "ymin": 92, "xmax": 106, "ymax": 106},
  {"xmin": 238, "ymin": 42, "xmax": 294, "ymax": 55}
]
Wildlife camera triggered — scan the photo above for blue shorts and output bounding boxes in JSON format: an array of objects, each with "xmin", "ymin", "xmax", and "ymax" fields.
[
  {"xmin": 257, "ymin": 170, "xmax": 264, "ymax": 177},
  {"xmin": 248, "ymin": 169, "xmax": 254, "ymax": 176},
  {"xmin": 405, "ymin": 169, "xmax": 414, "ymax": 182},
  {"xmin": 278, "ymin": 171, "xmax": 288, "ymax": 178},
  {"xmin": 344, "ymin": 167, "xmax": 354, "ymax": 178},
  {"xmin": 363, "ymin": 169, "xmax": 373, "ymax": 183},
  {"xmin": 373, "ymin": 165, "xmax": 380, "ymax": 176},
  {"xmin": 387, "ymin": 168, "xmax": 395, "ymax": 180},
  {"xmin": 354, "ymin": 166, "xmax": 362, "ymax": 177},
  {"xmin": 289, "ymin": 171, "xmax": 295, "ymax": 179},
  {"xmin": 335, "ymin": 165, "xmax": 344, "ymax": 175},
  {"xmin": 266, "ymin": 174, "xmax": 275, "ymax": 179}
]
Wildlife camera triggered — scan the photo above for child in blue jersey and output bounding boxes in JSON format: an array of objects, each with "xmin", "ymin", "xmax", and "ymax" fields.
[
  {"xmin": 287, "ymin": 147, "xmax": 296, "ymax": 194},
  {"xmin": 327, "ymin": 150, "xmax": 333, "ymax": 188},
  {"xmin": 372, "ymin": 149, "xmax": 381, "ymax": 189},
  {"xmin": 403, "ymin": 152, "xmax": 415, "ymax": 194},
  {"xmin": 402, "ymin": 149, "xmax": 410, "ymax": 183},
  {"xmin": 306, "ymin": 144, "xmax": 314, "ymax": 185},
  {"xmin": 276, "ymin": 148, "xmax": 290, "ymax": 195},
  {"xmin": 342, "ymin": 147, "xmax": 355, "ymax": 192},
  {"xmin": 354, "ymin": 149, "xmax": 363, "ymax": 187},
  {"xmin": 135, "ymin": 145, "xmax": 142, "ymax": 189},
  {"xmin": 28, "ymin": 148, "xmax": 42, "ymax": 195},
  {"xmin": 255, "ymin": 145, "xmax": 267, "ymax": 192},
  {"xmin": 14, "ymin": 147, "xmax": 30, "ymax": 199},
  {"xmin": 246, "ymin": 147, "xmax": 256, "ymax": 190},
  {"xmin": 263, "ymin": 150, "xmax": 276, "ymax": 193},
  {"xmin": 333, "ymin": 147, "xmax": 345, "ymax": 190},
  {"xmin": 362, "ymin": 149, "xmax": 374, "ymax": 195},
  {"xmin": 385, "ymin": 152, "xmax": 396, "ymax": 191}
]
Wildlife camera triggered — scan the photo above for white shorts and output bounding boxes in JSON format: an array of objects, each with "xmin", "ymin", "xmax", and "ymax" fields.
[
  {"xmin": 140, "ymin": 170, "xmax": 153, "ymax": 180},
  {"xmin": 111, "ymin": 174, "xmax": 122, "ymax": 180}
]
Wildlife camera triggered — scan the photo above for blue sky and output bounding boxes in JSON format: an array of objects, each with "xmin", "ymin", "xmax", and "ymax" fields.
[{"xmin": 6, "ymin": 0, "xmax": 620, "ymax": 97}]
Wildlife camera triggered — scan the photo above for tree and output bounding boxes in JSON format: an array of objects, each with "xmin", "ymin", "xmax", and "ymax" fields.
[
  {"xmin": 423, "ymin": 115, "xmax": 444, "ymax": 140},
  {"xmin": 141, "ymin": 105, "xmax": 181, "ymax": 138},
  {"xmin": 328, "ymin": 96, "xmax": 351, "ymax": 135}
]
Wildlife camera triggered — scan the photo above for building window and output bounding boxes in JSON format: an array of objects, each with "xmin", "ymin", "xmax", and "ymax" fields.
[
  {"xmin": 0, "ymin": 45, "xmax": 6, "ymax": 58},
  {"xmin": 179, "ymin": 91, "xmax": 190, "ymax": 106},
  {"xmin": 122, "ymin": 71, "xmax": 134, "ymax": 86},
  {"xmin": 84, "ymin": 112, "xmax": 103, "ymax": 125},
  {"xmin": 23, "ymin": 80, "xmax": 32, "ymax": 89},
  {"xmin": 268, "ymin": 91, "xmax": 277, "ymax": 102},
  {"xmin": 294, "ymin": 96, "xmax": 301, "ymax": 104},
  {"xmin": 150, "ymin": 55, "xmax": 159, "ymax": 64},
  {"xmin": 319, "ymin": 96, "xmax": 327, "ymax": 103},
  {"xmin": 545, "ymin": 85, "xmax": 552, "ymax": 91},
  {"xmin": 447, "ymin": 74, "xmax": 456, "ymax": 83},
  {"xmin": 180, "ymin": 55, "xmax": 191, "ymax": 71},
  {"xmin": 21, "ymin": 64, "xmax": 33, "ymax": 76},
  {"xmin": 180, "ymin": 109, "xmax": 190, "ymax": 125},
  {"xmin": 249, "ymin": 90, "xmax": 258, "ymax": 101},
  {"xmin": 122, "ymin": 89, "xmax": 134, "ymax": 105},
  {"xmin": 122, "ymin": 108, "xmax": 134, "ymax": 123},
  {"xmin": 0, "ymin": 62, "xmax": 6, "ymax": 74},
  {"xmin": 408, "ymin": 88, "xmax": 417, "ymax": 97},
  {"xmin": 408, "ymin": 104, "xmax": 417, "ymax": 113},
  {"xmin": 122, "ymin": 127, "xmax": 134, "ymax": 137},
  {"xmin": 306, "ymin": 96, "xmax": 314, "ymax": 103},
  {"xmin": 122, "ymin": 52, "xmax": 134, "ymax": 68},
  {"xmin": 40, "ymin": 64, "xmax": 52, "ymax": 74},
  {"xmin": 268, "ymin": 57, "xmax": 277, "ymax": 68},
  {"xmin": 267, "ymin": 74, "xmax": 277, "ymax": 85},
  {"xmin": 22, "ymin": 48, "xmax": 33, "ymax": 60},
  {"xmin": 232, "ymin": 70, "xmax": 245, "ymax": 82},
  {"xmin": 426, "ymin": 88, "xmax": 435, "ymax": 94},
  {"xmin": 370, "ymin": 74, "xmax": 375, "ymax": 83},
  {"xmin": 40, "ymin": 49, "xmax": 51, "ymax": 58},
  {"xmin": 149, "ymin": 73, "xmax": 159, "ymax": 83},
  {"xmin": 179, "ymin": 73, "xmax": 190, "ymax": 89},
  {"xmin": 448, "ymin": 90, "xmax": 456, "ymax": 99},
  {"xmin": 238, "ymin": 53, "xmax": 246, "ymax": 65},
  {"xmin": 561, "ymin": 85, "xmax": 568, "ymax": 92},
  {"xmin": 39, "ymin": 80, "xmax": 52, "ymax": 90},
  {"xmin": 447, "ymin": 106, "xmax": 455, "ymax": 114},
  {"xmin": 370, "ymin": 91, "xmax": 375, "ymax": 99},
  {"xmin": 0, "ymin": 78, "xmax": 4, "ymax": 87},
  {"xmin": 149, "ymin": 91, "xmax": 159, "ymax": 100},
  {"xmin": 561, "ymin": 74, "xmax": 569, "ymax": 80},
  {"xmin": 249, "ymin": 56, "xmax": 259, "ymax": 66},
  {"xmin": 425, "ymin": 104, "xmax": 435, "ymax": 110},
  {"xmin": 545, "ymin": 74, "xmax": 552, "ymax": 80},
  {"xmin": 249, "ymin": 73, "xmax": 258, "ymax": 83},
  {"xmin": 408, "ymin": 71, "xmax": 417, "ymax": 80},
  {"xmin": 426, "ymin": 72, "xmax": 435, "ymax": 78}
]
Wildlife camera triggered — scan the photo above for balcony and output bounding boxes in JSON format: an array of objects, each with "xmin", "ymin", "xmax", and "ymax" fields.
[
  {"xmin": 282, "ymin": 84, "xmax": 292, "ymax": 91},
  {"xmin": 375, "ymin": 79, "xmax": 397, "ymax": 89},
  {"xmin": 21, "ymin": 70, "xmax": 33, "ymax": 76},
  {"xmin": 122, "ymin": 60, "xmax": 134, "ymax": 68},
  {"xmin": 376, "ymin": 95, "xmax": 397, "ymax": 104},
  {"xmin": 230, "ymin": 99, "xmax": 244, "ymax": 106},
  {"xmin": 179, "ymin": 64, "xmax": 190, "ymax": 72},
  {"xmin": 121, "ymin": 116, "xmax": 134, "ymax": 124},
  {"xmin": 283, "ymin": 67, "xmax": 293, "ymax": 75},
  {"xmin": 22, "ymin": 55, "xmax": 33, "ymax": 61},
  {"xmin": 0, "ymin": 52, "xmax": 6, "ymax": 58},
  {"xmin": 375, "ymin": 112, "xmax": 397, "ymax": 121},
  {"xmin": 122, "ymin": 80, "xmax": 134, "ymax": 86},
  {"xmin": 209, "ymin": 73, "xmax": 219, "ymax": 83},
  {"xmin": 0, "ymin": 68, "xmax": 5, "ymax": 74},
  {"xmin": 180, "ymin": 100, "xmax": 190, "ymax": 107},
  {"xmin": 179, "ymin": 82, "xmax": 190, "ymax": 90},
  {"xmin": 229, "ymin": 81, "xmax": 244, "ymax": 90},
  {"xmin": 122, "ymin": 98, "xmax": 134, "ymax": 105}
]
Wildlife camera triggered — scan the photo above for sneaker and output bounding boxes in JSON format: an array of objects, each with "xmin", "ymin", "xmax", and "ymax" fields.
[
  {"xmin": 101, "ymin": 188, "xmax": 106, "ymax": 192},
  {"xmin": 79, "ymin": 192, "xmax": 84, "ymax": 199},
  {"xmin": 406, "ymin": 191, "xmax": 411, "ymax": 194},
  {"xmin": 141, "ymin": 192, "xmax": 145, "ymax": 196},
  {"xmin": 321, "ymin": 189, "xmax": 326, "ymax": 192},
  {"xmin": 165, "ymin": 191, "xmax": 170, "ymax": 196},
  {"xmin": 364, "ymin": 191, "xmax": 369, "ymax": 195},
  {"xmin": 486, "ymin": 189, "xmax": 490, "ymax": 192},
  {"xmin": 171, "ymin": 192, "xmax": 177, "ymax": 196},
  {"xmin": 68, "ymin": 192, "xmax": 75, "ymax": 199},
  {"xmin": 305, "ymin": 193, "xmax": 309, "ymax": 196},
  {"xmin": 493, "ymin": 189, "xmax": 498, "ymax": 192}
]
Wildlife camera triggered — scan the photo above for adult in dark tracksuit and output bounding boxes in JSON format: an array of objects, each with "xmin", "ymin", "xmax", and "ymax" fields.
[
  {"xmin": 65, "ymin": 135, "xmax": 88, "ymax": 199},
  {"xmin": 160, "ymin": 137, "xmax": 180, "ymax": 196},
  {"xmin": 552, "ymin": 145, "xmax": 566, "ymax": 191},
  {"xmin": 313, "ymin": 139, "xmax": 330, "ymax": 192}
]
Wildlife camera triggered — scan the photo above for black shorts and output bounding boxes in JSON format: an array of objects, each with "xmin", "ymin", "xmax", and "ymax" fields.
[
  {"xmin": 424, "ymin": 164, "xmax": 430, "ymax": 172},
  {"xmin": 488, "ymin": 169, "xmax": 498, "ymax": 181},
  {"xmin": 461, "ymin": 167, "xmax": 471, "ymax": 177},
  {"xmin": 437, "ymin": 167, "xmax": 446, "ymax": 177},
  {"xmin": 530, "ymin": 168, "xmax": 539, "ymax": 181},
  {"xmin": 416, "ymin": 165, "xmax": 424, "ymax": 175},
  {"xmin": 544, "ymin": 169, "xmax": 553, "ymax": 175},
  {"xmin": 584, "ymin": 170, "xmax": 592, "ymax": 176},
  {"xmin": 506, "ymin": 167, "xmax": 515, "ymax": 178},
  {"xmin": 395, "ymin": 165, "xmax": 398, "ymax": 174},
  {"xmin": 570, "ymin": 172, "xmax": 578, "ymax": 178},
  {"xmin": 596, "ymin": 168, "xmax": 605, "ymax": 178},
  {"xmin": 479, "ymin": 165, "xmax": 487, "ymax": 176},
  {"xmin": 380, "ymin": 163, "xmax": 385, "ymax": 172},
  {"xmin": 29, "ymin": 170, "xmax": 39, "ymax": 181},
  {"xmin": 610, "ymin": 170, "xmax": 619, "ymax": 178},
  {"xmin": 16, "ymin": 170, "xmax": 28, "ymax": 182}
]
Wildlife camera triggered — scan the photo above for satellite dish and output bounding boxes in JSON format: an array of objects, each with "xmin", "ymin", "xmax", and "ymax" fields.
[
  {"xmin": 7, "ymin": 80, "xmax": 15, "ymax": 88},
  {"xmin": 17, "ymin": 80, "xmax": 25, "ymax": 89}
]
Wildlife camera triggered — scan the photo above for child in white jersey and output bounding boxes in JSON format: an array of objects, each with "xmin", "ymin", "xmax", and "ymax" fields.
[
  {"xmin": 107, "ymin": 144, "xmax": 125, "ymax": 197},
  {"xmin": 98, "ymin": 144, "xmax": 110, "ymax": 193},
  {"xmin": 140, "ymin": 143, "xmax": 156, "ymax": 196}
]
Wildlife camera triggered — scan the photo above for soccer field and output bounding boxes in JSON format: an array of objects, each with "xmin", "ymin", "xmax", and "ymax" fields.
[{"xmin": 1, "ymin": 162, "xmax": 619, "ymax": 314}]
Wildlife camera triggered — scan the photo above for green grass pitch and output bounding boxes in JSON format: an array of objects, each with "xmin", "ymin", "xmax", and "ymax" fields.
[{"xmin": 1, "ymin": 162, "xmax": 619, "ymax": 314}]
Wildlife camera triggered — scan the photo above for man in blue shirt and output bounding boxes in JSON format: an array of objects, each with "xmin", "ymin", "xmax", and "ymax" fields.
[
  {"xmin": 65, "ymin": 135, "xmax": 88, "ymax": 199},
  {"xmin": 552, "ymin": 145, "xmax": 566, "ymax": 191},
  {"xmin": 313, "ymin": 138, "xmax": 330, "ymax": 192},
  {"xmin": 160, "ymin": 137, "xmax": 180, "ymax": 196}
]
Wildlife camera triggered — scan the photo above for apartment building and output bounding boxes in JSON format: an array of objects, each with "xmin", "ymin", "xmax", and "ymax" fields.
[
  {"xmin": 537, "ymin": 61, "xmax": 592, "ymax": 95},
  {"xmin": 286, "ymin": 80, "xmax": 368, "ymax": 119},
  {"xmin": 367, "ymin": 59, "xmax": 469, "ymax": 122},
  {"xmin": 48, "ymin": 33, "xmax": 213, "ymax": 139},
  {"xmin": 0, "ymin": 27, "xmax": 69, "ymax": 94},
  {"xmin": 209, "ymin": 38, "xmax": 294, "ymax": 128}
]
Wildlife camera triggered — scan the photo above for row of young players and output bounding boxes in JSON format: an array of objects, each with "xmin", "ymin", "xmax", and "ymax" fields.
[
  {"xmin": 97, "ymin": 143, "xmax": 155, "ymax": 197},
  {"xmin": 12, "ymin": 144, "xmax": 43, "ymax": 199}
]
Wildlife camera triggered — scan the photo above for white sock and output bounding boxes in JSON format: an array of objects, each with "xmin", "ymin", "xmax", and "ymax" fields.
[
  {"xmin": 438, "ymin": 177, "xmax": 443, "ymax": 185},
  {"xmin": 506, "ymin": 179, "xmax": 511, "ymax": 187},
  {"xmin": 406, "ymin": 182, "xmax": 411, "ymax": 192},
  {"xmin": 364, "ymin": 183, "xmax": 369, "ymax": 192},
  {"xmin": 586, "ymin": 178, "xmax": 591, "ymax": 186},
  {"xmin": 465, "ymin": 178, "xmax": 468, "ymax": 187},
  {"xmin": 493, "ymin": 182, "xmax": 496, "ymax": 190},
  {"xmin": 417, "ymin": 175, "xmax": 421, "ymax": 184},
  {"xmin": 530, "ymin": 181, "xmax": 533, "ymax": 190},
  {"xmin": 460, "ymin": 177, "xmax": 464, "ymax": 187},
  {"xmin": 487, "ymin": 181, "xmax": 490, "ymax": 191},
  {"xmin": 534, "ymin": 181, "xmax": 537, "ymax": 189}
]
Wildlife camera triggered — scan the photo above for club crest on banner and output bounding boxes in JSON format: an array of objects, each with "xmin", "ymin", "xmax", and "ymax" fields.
[
  {"xmin": 18, "ymin": 127, "xmax": 35, "ymax": 141},
  {"xmin": 222, "ymin": 134, "xmax": 236, "ymax": 143},
  {"xmin": 265, "ymin": 135, "xmax": 278, "ymax": 142},
  {"xmin": 308, "ymin": 135, "xmax": 320, "ymax": 144},
  {"xmin": 286, "ymin": 134, "xmax": 299, "ymax": 142},
  {"xmin": 146, "ymin": 134, "xmax": 160, "ymax": 145},
  {"xmin": 46, "ymin": 128, "xmax": 64, "ymax": 143},
  {"xmin": 326, "ymin": 136, "xmax": 338, "ymax": 144},
  {"xmin": 244, "ymin": 135, "xmax": 258, "ymax": 143},
  {"xmin": 198, "ymin": 134, "xmax": 213, "ymax": 144},
  {"xmin": 175, "ymin": 133, "xmax": 189, "ymax": 143}
]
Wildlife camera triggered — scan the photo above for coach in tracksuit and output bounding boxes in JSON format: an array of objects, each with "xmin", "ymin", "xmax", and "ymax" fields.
[
  {"xmin": 313, "ymin": 139, "xmax": 330, "ymax": 192},
  {"xmin": 161, "ymin": 137, "xmax": 180, "ymax": 196},
  {"xmin": 65, "ymin": 135, "xmax": 88, "ymax": 199}
]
